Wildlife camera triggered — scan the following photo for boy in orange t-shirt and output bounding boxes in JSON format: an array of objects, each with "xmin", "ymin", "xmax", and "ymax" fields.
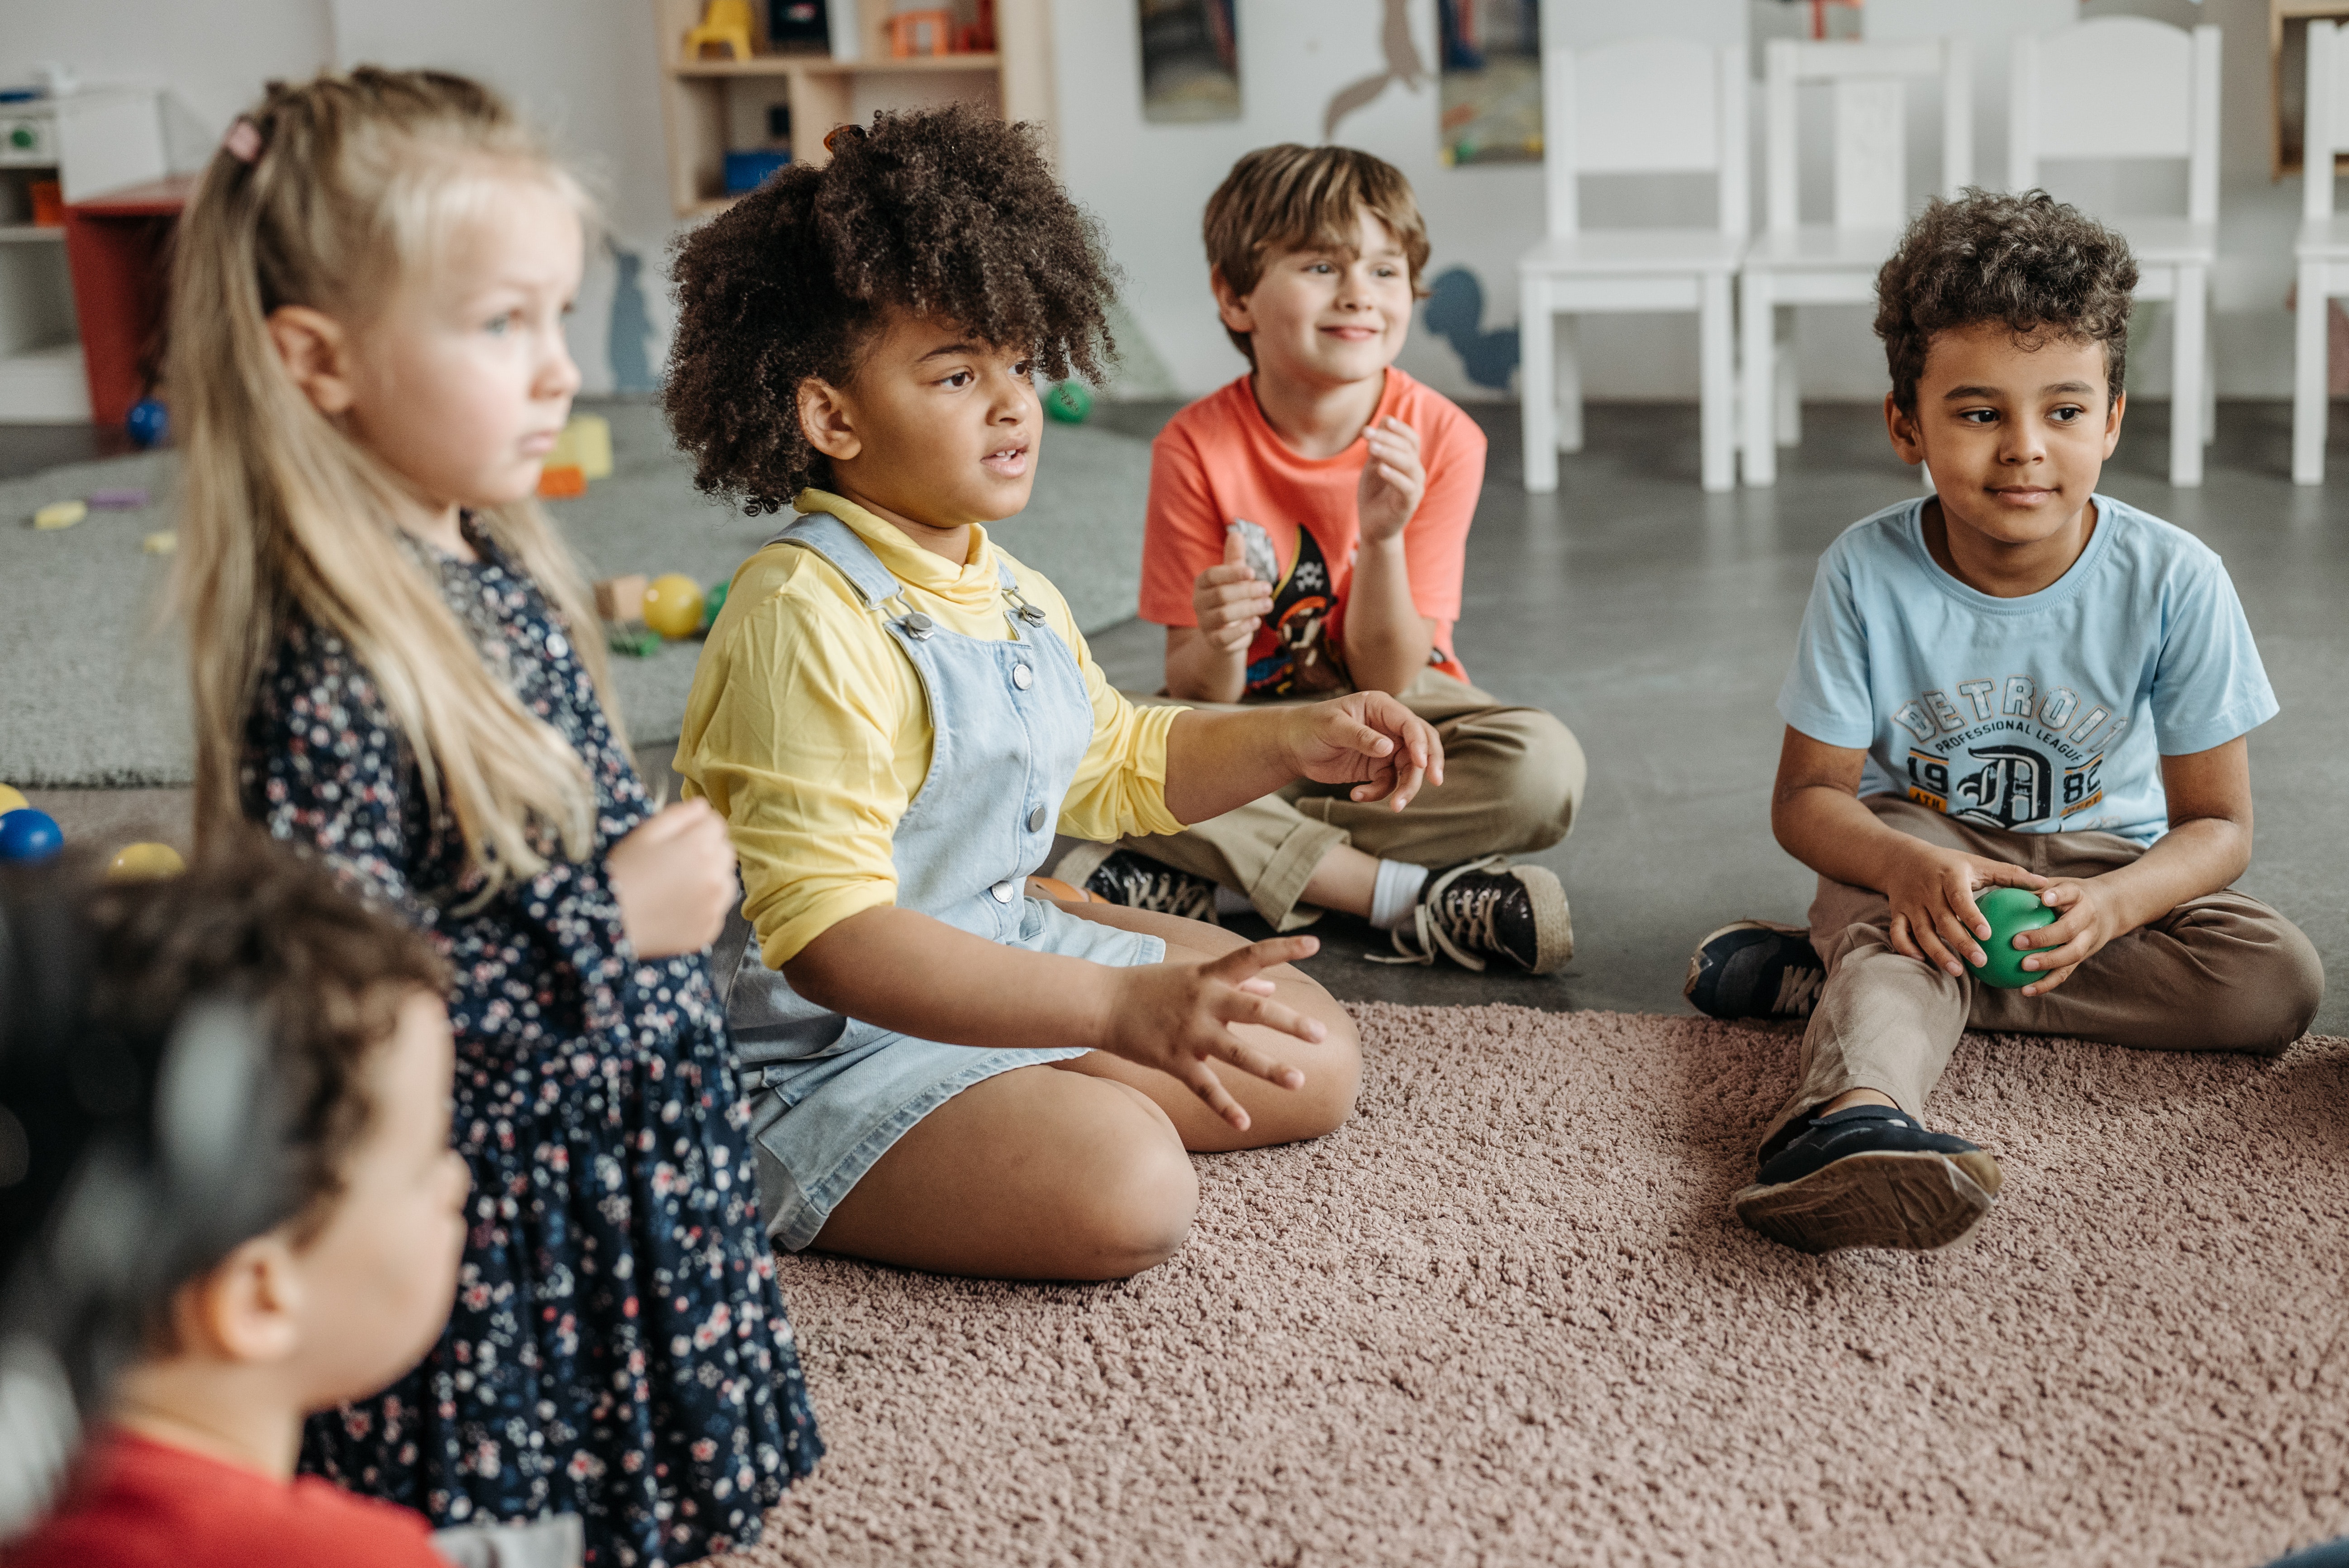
[{"xmin": 1055, "ymin": 145, "xmax": 1584, "ymax": 972}]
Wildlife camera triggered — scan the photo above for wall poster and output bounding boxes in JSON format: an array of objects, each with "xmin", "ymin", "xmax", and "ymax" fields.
[{"xmin": 1437, "ymin": 0, "xmax": 1541, "ymax": 165}]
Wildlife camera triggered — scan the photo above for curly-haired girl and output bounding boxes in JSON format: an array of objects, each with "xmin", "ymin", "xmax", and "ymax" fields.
[
  {"xmin": 666, "ymin": 106, "xmax": 1443, "ymax": 1280},
  {"xmin": 171, "ymin": 67, "xmax": 819, "ymax": 1562}
]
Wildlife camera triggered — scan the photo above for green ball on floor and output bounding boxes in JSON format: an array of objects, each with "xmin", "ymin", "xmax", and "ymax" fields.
[{"xmin": 1968, "ymin": 885, "xmax": 2058, "ymax": 989}]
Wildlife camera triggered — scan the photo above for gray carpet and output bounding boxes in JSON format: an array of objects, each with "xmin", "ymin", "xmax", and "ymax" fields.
[{"xmin": 0, "ymin": 401, "xmax": 1152, "ymax": 788}]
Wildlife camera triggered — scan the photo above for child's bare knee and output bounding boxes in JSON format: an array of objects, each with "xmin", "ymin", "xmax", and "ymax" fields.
[
  {"xmin": 1063, "ymin": 1102, "xmax": 1198, "ymax": 1277},
  {"xmin": 1288, "ymin": 990, "xmax": 1362, "ymax": 1137}
]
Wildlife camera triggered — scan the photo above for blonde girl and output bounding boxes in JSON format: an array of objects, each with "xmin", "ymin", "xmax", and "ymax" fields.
[{"xmin": 171, "ymin": 68, "xmax": 819, "ymax": 1563}]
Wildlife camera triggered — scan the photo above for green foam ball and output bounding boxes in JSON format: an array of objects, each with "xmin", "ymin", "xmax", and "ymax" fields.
[
  {"xmin": 1043, "ymin": 380, "xmax": 1094, "ymax": 423},
  {"xmin": 1968, "ymin": 885, "xmax": 2059, "ymax": 989}
]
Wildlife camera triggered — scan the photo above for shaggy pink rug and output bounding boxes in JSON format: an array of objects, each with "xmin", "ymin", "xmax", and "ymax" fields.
[{"xmin": 718, "ymin": 1005, "xmax": 2349, "ymax": 1568}]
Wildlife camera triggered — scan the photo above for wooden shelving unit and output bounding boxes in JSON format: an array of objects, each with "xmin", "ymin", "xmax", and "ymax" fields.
[
  {"xmin": 653, "ymin": 0, "xmax": 1054, "ymax": 219},
  {"xmin": 2275, "ymin": 0, "xmax": 2349, "ymax": 178}
]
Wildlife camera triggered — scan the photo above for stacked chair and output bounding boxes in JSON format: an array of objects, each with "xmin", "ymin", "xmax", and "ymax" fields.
[
  {"xmin": 2296, "ymin": 18, "xmax": 2349, "ymax": 485},
  {"xmin": 1514, "ymin": 18, "xmax": 2230, "ymax": 494}
]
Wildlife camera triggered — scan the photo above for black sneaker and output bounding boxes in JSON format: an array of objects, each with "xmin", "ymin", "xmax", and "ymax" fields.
[
  {"xmin": 1374, "ymin": 855, "xmax": 1572, "ymax": 974},
  {"xmin": 1732, "ymin": 1104, "xmax": 2002, "ymax": 1254},
  {"xmin": 1078, "ymin": 849, "xmax": 1219, "ymax": 925},
  {"xmin": 1684, "ymin": 921, "xmax": 1824, "ymax": 1020}
]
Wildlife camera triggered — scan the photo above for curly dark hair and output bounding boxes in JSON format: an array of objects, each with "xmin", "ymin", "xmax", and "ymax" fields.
[
  {"xmin": 77, "ymin": 832, "xmax": 448, "ymax": 1252},
  {"xmin": 1874, "ymin": 189, "xmax": 2138, "ymax": 413},
  {"xmin": 663, "ymin": 104, "xmax": 1118, "ymax": 512}
]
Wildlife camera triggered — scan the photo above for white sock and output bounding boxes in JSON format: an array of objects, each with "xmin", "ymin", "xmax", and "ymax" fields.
[
  {"xmin": 1213, "ymin": 884, "xmax": 1253, "ymax": 918},
  {"xmin": 1369, "ymin": 860, "xmax": 1429, "ymax": 931}
]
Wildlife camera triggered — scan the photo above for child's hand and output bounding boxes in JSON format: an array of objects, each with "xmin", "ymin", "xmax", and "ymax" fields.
[
  {"xmin": 1882, "ymin": 840, "xmax": 2049, "ymax": 978},
  {"xmin": 2007, "ymin": 878, "xmax": 2124, "ymax": 996},
  {"xmin": 607, "ymin": 799, "xmax": 737, "ymax": 960},
  {"xmin": 1357, "ymin": 417, "xmax": 1426, "ymax": 546},
  {"xmin": 1193, "ymin": 529, "xmax": 1274, "ymax": 655},
  {"xmin": 1104, "ymin": 936, "xmax": 1321, "ymax": 1130},
  {"xmin": 1282, "ymin": 692, "xmax": 1445, "ymax": 811}
]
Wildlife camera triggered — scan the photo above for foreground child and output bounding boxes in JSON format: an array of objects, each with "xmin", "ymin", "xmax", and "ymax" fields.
[
  {"xmin": 171, "ymin": 69, "xmax": 818, "ymax": 1560},
  {"xmin": 6, "ymin": 842, "xmax": 485, "ymax": 1566},
  {"xmin": 666, "ymin": 108, "xmax": 1441, "ymax": 1281},
  {"xmin": 1056, "ymin": 144, "xmax": 1581, "ymax": 974},
  {"xmin": 1686, "ymin": 191, "xmax": 2321, "ymax": 1254}
]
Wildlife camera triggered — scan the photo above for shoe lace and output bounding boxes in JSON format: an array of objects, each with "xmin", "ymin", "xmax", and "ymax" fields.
[
  {"xmin": 1367, "ymin": 855, "xmax": 1511, "ymax": 971},
  {"xmin": 1773, "ymin": 965, "xmax": 1823, "ymax": 1018}
]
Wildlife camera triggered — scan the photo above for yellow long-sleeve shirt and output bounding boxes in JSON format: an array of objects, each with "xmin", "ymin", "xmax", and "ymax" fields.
[{"xmin": 676, "ymin": 491, "xmax": 1187, "ymax": 969}]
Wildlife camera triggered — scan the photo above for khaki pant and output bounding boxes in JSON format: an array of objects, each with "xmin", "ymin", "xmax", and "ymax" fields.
[
  {"xmin": 1060, "ymin": 670, "xmax": 1586, "ymax": 929},
  {"xmin": 1761, "ymin": 795, "xmax": 2325, "ymax": 1155}
]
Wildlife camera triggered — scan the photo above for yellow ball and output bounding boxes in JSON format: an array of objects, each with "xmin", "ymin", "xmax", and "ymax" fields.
[
  {"xmin": 106, "ymin": 841, "xmax": 186, "ymax": 882},
  {"xmin": 0, "ymin": 785, "xmax": 26, "ymax": 816},
  {"xmin": 642, "ymin": 574, "xmax": 706, "ymax": 640}
]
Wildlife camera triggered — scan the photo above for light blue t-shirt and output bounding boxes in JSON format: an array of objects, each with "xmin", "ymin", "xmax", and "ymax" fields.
[{"xmin": 1776, "ymin": 494, "xmax": 2277, "ymax": 845}]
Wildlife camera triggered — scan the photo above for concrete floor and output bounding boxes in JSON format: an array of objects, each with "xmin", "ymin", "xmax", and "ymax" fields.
[{"xmin": 11, "ymin": 399, "xmax": 2349, "ymax": 1032}]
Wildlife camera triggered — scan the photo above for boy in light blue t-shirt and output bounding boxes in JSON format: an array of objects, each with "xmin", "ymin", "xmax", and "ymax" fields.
[{"xmin": 1685, "ymin": 191, "xmax": 2323, "ymax": 1256}]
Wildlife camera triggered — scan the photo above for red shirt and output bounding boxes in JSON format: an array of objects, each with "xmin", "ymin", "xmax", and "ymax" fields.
[
  {"xmin": 3, "ymin": 1433, "xmax": 445, "ymax": 1568},
  {"xmin": 1138, "ymin": 369, "xmax": 1488, "ymax": 697}
]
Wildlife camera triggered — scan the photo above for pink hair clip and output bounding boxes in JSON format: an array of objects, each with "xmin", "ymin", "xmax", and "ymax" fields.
[{"xmin": 222, "ymin": 117, "xmax": 262, "ymax": 164}]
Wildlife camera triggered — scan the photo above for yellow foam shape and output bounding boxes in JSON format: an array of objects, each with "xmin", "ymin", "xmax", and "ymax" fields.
[
  {"xmin": 107, "ymin": 842, "xmax": 185, "ymax": 882},
  {"xmin": 34, "ymin": 500, "xmax": 86, "ymax": 530},
  {"xmin": 0, "ymin": 785, "xmax": 26, "ymax": 815},
  {"xmin": 551, "ymin": 413, "xmax": 613, "ymax": 480},
  {"xmin": 143, "ymin": 530, "xmax": 177, "ymax": 554}
]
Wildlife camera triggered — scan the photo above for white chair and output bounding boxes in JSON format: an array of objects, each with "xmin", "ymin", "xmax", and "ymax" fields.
[
  {"xmin": 2296, "ymin": 19, "xmax": 2349, "ymax": 484},
  {"xmin": 1517, "ymin": 35, "xmax": 1747, "ymax": 494},
  {"xmin": 2010, "ymin": 18, "xmax": 2221, "ymax": 488},
  {"xmin": 1739, "ymin": 38, "xmax": 1970, "ymax": 488}
]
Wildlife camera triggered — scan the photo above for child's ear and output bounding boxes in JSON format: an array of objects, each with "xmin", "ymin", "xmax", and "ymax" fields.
[
  {"xmin": 798, "ymin": 377, "xmax": 862, "ymax": 464},
  {"xmin": 2102, "ymin": 389, "xmax": 2126, "ymax": 456},
  {"xmin": 186, "ymin": 1235, "xmax": 307, "ymax": 1365},
  {"xmin": 1209, "ymin": 266, "xmax": 1254, "ymax": 336},
  {"xmin": 1883, "ymin": 391, "xmax": 1926, "ymax": 466},
  {"xmin": 265, "ymin": 306, "xmax": 359, "ymax": 417}
]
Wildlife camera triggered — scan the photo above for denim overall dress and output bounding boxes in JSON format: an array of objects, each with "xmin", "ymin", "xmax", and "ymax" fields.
[{"xmin": 713, "ymin": 512, "xmax": 1167, "ymax": 1250}]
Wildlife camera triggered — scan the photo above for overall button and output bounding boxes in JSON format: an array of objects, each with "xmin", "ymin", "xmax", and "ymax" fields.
[
  {"xmin": 1026, "ymin": 804, "xmax": 1046, "ymax": 832},
  {"xmin": 1012, "ymin": 663, "xmax": 1034, "ymax": 690},
  {"xmin": 990, "ymin": 879, "xmax": 1016, "ymax": 903}
]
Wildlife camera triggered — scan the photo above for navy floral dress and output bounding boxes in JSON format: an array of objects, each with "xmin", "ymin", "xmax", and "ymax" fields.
[{"xmin": 243, "ymin": 522, "xmax": 822, "ymax": 1566}]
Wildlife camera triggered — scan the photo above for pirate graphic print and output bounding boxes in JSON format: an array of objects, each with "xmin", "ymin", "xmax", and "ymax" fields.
[{"xmin": 1230, "ymin": 518, "xmax": 1353, "ymax": 698}]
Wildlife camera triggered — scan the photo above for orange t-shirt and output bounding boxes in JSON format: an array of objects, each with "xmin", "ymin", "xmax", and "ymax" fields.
[{"xmin": 1138, "ymin": 369, "xmax": 1487, "ymax": 698}]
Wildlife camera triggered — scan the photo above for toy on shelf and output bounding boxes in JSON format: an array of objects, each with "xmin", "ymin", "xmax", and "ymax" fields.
[
  {"xmin": 642, "ymin": 574, "xmax": 706, "ymax": 639},
  {"xmin": 0, "ymin": 807, "xmax": 64, "ymax": 864},
  {"xmin": 725, "ymin": 149, "xmax": 790, "ymax": 194},
  {"xmin": 105, "ymin": 841, "xmax": 185, "ymax": 882},
  {"xmin": 685, "ymin": 0, "xmax": 757, "ymax": 62},
  {"xmin": 1043, "ymin": 380, "xmax": 1094, "ymax": 423},
  {"xmin": 550, "ymin": 413, "xmax": 613, "ymax": 480},
  {"xmin": 0, "ymin": 785, "xmax": 26, "ymax": 815},
  {"xmin": 126, "ymin": 397, "xmax": 167, "ymax": 449},
  {"xmin": 889, "ymin": 9, "xmax": 955, "ymax": 57},
  {"xmin": 32, "ymin": 500, "xmax": 84, "ymax": 531}
]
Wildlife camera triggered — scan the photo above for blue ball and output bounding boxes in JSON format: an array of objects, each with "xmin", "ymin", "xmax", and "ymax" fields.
[
  {"xmin": 126, "ymin": 397, "xmax": 168, "ymax": 449},
  {"xmin": 0, "ymin": 807, "xmax": 63, "ymax": 863}
]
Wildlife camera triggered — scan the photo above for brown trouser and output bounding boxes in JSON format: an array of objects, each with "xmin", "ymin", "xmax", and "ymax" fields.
[
  {"xmin": 1760, "ymin": 795, "xmax": 2325, "ymax": 1155},
  {"xmin": 1059, "ymin": 670, "xmax": 1586, "ymax": 929}
]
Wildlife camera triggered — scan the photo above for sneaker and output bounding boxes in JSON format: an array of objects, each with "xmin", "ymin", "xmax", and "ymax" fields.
[
  {"xmin": 1732, "ymin": 1104, "xmax": 2003, "ymax": 1254},
  {"xmin": 1684, "ymin": 921, "xmax": 1824, "ymax": 1021},
  {"xmin": 1078, "ymin": 849, "xmax": 1219, "ymax": 924},
  {"xmin": 1373, "ymin": 855, "xmax": 1572, "ymax": 974}
]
